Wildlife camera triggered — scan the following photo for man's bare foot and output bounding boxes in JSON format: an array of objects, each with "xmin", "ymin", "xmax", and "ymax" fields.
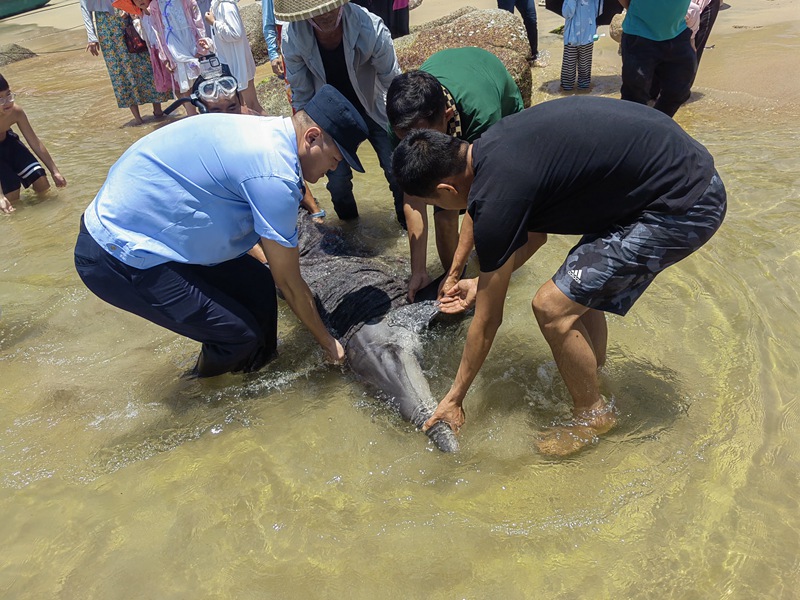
[{"xmin": 535, "ymin": 397, "xmax": 617, "ymax": 456}]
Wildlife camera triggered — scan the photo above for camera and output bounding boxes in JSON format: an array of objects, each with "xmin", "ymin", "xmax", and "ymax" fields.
[{"xmin": 199, "ymin": 54, "xmax": 223, "ymax": 79}]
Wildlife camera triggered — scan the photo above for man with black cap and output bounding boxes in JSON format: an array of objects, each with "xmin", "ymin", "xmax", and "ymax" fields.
[{"xmin": 74, "ymin": 85, "xmax": 369, "ymax": 378}]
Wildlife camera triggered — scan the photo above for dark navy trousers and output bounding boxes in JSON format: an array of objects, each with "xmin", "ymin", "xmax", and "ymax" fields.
[
  {"xmin": 621, "ymin": 27, "xmax": 697, "ymax": 118},
  {"xmin": 74, "ymin": 218, "xmax": 278, "ymax": 377}
]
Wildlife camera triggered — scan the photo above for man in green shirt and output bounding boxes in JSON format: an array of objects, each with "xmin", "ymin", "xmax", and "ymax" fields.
[{"xmin": 386, "ymin": 46, "xmax": 524, "ymax": 301}]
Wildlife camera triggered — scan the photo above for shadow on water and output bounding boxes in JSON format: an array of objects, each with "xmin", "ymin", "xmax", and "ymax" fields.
[
  {"xmin": 536, "ymin": 74, "xmax": 708, "ymax": 107},
  {"xmin": 536, "ymin": 74, "xmax": 623, "ymax": 97},
  {"xmin": 603, "ymin": 355, "xmax": 689, "ymax": 444}
]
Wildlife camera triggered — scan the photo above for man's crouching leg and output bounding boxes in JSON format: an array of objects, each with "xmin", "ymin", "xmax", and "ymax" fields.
[
  {"xmin": 75, "ymin": 220, "xmax": 279, "ymax": 379},
  {"xmin": 182, "ymin": 257, "xmax": 279, "ymax": 378},
  {"xmin": 326, "ymin": 161, "xmax": 359, "ymax": 220},
  {"xmin": 531, "ymin": 280, "xmax": 616, "ymax": 456}
]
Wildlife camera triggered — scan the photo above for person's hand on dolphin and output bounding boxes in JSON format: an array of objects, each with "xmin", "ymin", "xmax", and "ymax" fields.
[
  {"xmin": 423, "ymin": 395, "xmax": 465, "ymax": 435},
  {"xmin": 437, "ymin": 271, "xmax": 461, "ymax": 302},
  {"xmin": 407, "ymin": 271, "xmax": 432, "ymax": 302},
  {"xmin": 438, "ymin": 277, "xmax": 478, "ymax": 314},
  {"xmin": 325, "ymin": 338, "xmax": 346, "ymax": 366}
]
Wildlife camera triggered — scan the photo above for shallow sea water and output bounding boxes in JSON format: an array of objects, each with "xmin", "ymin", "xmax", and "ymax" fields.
[{"xmin": 1, "ymin": 14, "xmax": 799, "ymax": 600}]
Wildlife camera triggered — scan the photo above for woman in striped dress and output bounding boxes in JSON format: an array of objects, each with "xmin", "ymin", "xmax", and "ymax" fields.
[{"xmin": 81, "ymin": 0, "xmax": 173, "ymax": 124}]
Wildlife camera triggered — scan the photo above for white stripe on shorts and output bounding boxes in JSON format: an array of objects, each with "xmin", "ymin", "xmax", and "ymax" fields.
[{"xmin": 18, "ymin": 161, "xmax": 42, "ymax": 179}]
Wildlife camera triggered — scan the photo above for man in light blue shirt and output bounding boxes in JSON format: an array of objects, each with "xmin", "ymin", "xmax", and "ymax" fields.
[
  {"xmin": 618, "ymin": 0, "xmax": 697, "ymax": 117},
  {"xmin": 75, "ymin": 85, "xmax": 368, "ymax": 377}
]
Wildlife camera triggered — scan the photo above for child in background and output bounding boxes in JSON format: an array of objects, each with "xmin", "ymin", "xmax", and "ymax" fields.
[
  {"xmin": 192, "ymin": 71, "xmax": 252, "ymax": 114},
  {"xmin": 146, "ymin": 0, "xmax": 212, "ymax": 115},
  {"xmin": 560, "ymin": 0, "xmax": 600, "ymax": 91},
  {"xmin": 204, "ymin": 0, "xmax": 265, "ymax": 114},
  {"xmin": 125, "ymin": 1, "xmax": 176, "ymax": 101},
  {"xmin": 0, "ymin": 74, "xmax": 66, "ymax": 214}
]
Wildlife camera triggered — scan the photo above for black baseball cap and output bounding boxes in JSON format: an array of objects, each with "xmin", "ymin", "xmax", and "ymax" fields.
[{"xmin": 303, "ymin": 84, "xmax": 368, "ymax": 173}]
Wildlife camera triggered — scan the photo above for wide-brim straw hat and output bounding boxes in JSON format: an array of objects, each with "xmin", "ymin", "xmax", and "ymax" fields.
[{"xmin": 274, "ymin": 0, "xmax": 348, "ymax": 23}]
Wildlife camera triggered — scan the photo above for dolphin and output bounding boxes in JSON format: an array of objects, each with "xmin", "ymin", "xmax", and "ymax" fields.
[{"xmin": 296, "ymin": 213, "xmax": 459, "ymax": 452}]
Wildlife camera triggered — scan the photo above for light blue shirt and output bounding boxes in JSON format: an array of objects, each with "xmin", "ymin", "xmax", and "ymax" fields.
[
  {"xmin": 623, "ymin": 0, "xmax": 690, "ymax": 42},
  {"xmin": 261, "ymin": 0, "xmax": 280, "ymax": 61},
  {"xmin": 84, "ymin": 114, "xmax": 303, "ymax": 269},
  {"xmin": 562, "ymin": 0, "xmax": 600, "ymax": 46}
]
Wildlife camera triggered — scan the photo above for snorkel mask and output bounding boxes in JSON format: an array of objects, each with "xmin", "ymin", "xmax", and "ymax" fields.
[
  {"xmin": 196, "ymin": 76, "xmax": 238, "ymax": 103},
  {"xmin": 162, "ymin": 57, "xmax": 243, "ymax": 116},
  {"xmin": 180, "ymin": 59, "xmax": 239, "ymax": 114}
]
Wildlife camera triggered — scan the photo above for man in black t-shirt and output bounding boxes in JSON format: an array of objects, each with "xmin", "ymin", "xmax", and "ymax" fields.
[{"xmin": 392, "ymin": 96, "xmax": 727, "ymax": 456}]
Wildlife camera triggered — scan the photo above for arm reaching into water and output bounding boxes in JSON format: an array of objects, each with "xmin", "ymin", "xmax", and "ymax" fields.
[
  {"xmin": 423, "ymin": 258, "xmax": 516, "ymax": 433},
  {"xmin": 262, "ymin": 237, "xmax": 345, "ymax": 364},
  {"xmin": 424, "ymin": 232, "xmax": 548, "ymax": 430},
  {"xmin": 404, "ymin": 193, "xmax": 432, "ymax": 301},
  {"xmin": 15, "ymin": 106, "xmax": 66, "ymax": 188}
]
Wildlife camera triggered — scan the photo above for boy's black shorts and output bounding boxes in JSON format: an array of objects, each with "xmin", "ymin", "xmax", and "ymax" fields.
[{"xmin": 0, "ymin": 130, "xmax": 46, "ymax": 193}]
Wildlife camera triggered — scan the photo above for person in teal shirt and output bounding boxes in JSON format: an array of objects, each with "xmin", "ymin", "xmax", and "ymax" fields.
[
  {"xmin": 386, "ymin": 46, "xmax": 524, "ymax": 301},
  {"xmin": 618, "ymin": 0, "xmax": 697, "ymax": 117}
]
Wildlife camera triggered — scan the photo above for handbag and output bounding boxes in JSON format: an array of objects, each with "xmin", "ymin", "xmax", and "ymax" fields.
[{"xmin": 123, "ymin": 15, "xmax": 148, "ymax": 54}]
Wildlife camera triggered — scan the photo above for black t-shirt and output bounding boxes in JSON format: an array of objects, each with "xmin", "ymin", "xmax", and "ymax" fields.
[
  {"xmin": 469, "ymin": 96, "xmax": 716, "ymax": 272},
  {"xmin": 319, "ymin": 41, "xmax": 366, "ymax": 115}
]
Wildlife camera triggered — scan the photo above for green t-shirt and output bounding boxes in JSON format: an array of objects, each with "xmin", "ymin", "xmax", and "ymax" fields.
[{"xmin": 389, "ymin": 47, "xmax": 524, "ymax": 145}]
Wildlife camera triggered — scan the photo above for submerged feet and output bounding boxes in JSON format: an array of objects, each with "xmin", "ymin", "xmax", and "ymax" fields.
[{"xmin": 535, "ymin": 397, "xmax": 617, "ymax": 457}]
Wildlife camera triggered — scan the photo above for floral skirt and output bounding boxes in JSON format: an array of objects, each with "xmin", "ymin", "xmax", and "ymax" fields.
[{"xmin": 95, "ymin": 11, "xmax": 173, "ymax": 108}]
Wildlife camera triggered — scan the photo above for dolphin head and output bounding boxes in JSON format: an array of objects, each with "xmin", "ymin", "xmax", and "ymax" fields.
[{"xmin": 424, "ymin": 420, "xmax": 460, "ymax": 453}]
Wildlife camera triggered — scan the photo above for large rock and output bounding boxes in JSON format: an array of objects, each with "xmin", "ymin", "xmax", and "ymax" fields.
[
  {"xmin": 253, "ymin": 6, "xmax": 534, "ymax": 115},
  {"xmin": 409, "ymin": 5, "xmax": 477, "ymax": 34},
  {"xmin": 241, "ymin": 2, "xmax": 269, "ymax": 66},
  {"xmin": 0, "ymin": 44, "xmax": 36, "ymax": 68},
  {"xmin": 395, "ymin": 7, "xmax": 532, "ymax": 107},
  {"xmin": 609, "ymin": 11, "xmax": 625, "ymax": 44},
  {"xmin": 256, "ymin": 76, "xmax": 293, "ymax": 117}
]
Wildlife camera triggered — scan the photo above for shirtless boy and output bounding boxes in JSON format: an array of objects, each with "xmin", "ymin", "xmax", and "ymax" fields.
[{"xmin": 0, "ymin": 74, "xmax": 67, "ymax": 214}]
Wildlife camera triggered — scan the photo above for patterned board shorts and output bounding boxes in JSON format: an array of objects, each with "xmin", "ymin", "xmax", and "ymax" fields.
[{"xmin": 552, "ymin": 171, "xmax": 727, "ymax": 316}]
